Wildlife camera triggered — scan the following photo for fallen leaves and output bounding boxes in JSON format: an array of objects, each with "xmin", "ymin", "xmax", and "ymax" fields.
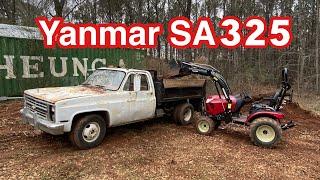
[{"xmin": 0, "ymin": 100, "xmax": 319, "ymax": 179}]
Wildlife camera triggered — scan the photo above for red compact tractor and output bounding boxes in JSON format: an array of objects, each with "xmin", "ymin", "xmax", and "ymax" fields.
[{"xmin": 178, "ymin": 62, "xmax": 295, "ymax": 147}]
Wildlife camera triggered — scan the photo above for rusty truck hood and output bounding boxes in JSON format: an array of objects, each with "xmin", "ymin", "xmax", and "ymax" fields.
[{"xmin": 24, "ymin": 86, "xmax": 107, "ymax": 103}]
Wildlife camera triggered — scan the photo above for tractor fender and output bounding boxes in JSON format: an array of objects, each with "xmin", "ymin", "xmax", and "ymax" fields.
[{"xmin": 246, "ymin": 111, "xmax": 285, "ymax": 124}]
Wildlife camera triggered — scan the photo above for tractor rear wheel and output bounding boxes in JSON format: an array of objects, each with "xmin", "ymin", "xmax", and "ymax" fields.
[
  {"xmin": 195, "ymin": 117, "xmax": 217, "ymax": 135},
  {"xmin": 250, "ymin": 117, "xmax": 282, "ymax": 147}
]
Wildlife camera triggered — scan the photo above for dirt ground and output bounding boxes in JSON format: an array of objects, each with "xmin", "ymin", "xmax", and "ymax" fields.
[{"xmin": 0, "ymin": 100, "xmax": 319, "ymax": 179}]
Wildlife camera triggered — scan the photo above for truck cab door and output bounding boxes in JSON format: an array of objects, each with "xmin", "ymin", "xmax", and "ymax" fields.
[
  {"xmin": 118, "ymin": 72, "xmax": 156, "ymax": 125},
  {"xmin": 132, "ymin": 73, "xmax": 156, "ymax": 121},
  {"xmin": 114, "ymin": 73, "xmax": 136, "ymax": 125}
]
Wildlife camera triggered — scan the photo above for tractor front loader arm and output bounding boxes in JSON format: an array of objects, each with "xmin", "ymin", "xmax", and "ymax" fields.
[
  {"xmin": 178, "ymin": 61, "xmax": 234, "ymax": 120},
  {"xmin": 179, "ymin": 61, "xmax": 231, "ymax": 98}
]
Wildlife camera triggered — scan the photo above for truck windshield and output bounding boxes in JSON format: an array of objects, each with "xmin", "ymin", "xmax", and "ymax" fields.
[{"xmin": 82, "ymin": 69, "xmax": 126, "ymax": 90}]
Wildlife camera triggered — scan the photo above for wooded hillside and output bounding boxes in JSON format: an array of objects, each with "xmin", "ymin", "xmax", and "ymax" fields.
[{"xmin": 1, "ymin": 0, "xmax": 319, "ymax": 94}]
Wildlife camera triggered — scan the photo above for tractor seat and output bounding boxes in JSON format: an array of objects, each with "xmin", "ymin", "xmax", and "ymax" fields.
[
  {"xmin": 262, "ymin": 89, "xmax": 283, "ymax": 107},
  {"xmin": 233, "ymin": 94, "xmax": 246, "ymax": 113}
]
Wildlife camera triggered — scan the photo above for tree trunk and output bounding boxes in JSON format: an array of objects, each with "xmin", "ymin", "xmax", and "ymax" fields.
[
  {"xmin": 11, "ymin": 0, "xmax": 16, "ymax": 24},
  {"xmin": 154, "ymin": 0, "xmax": 161, "ymax": 59},
  {"xmin": 298, "ymin": 1, "xmax": 305, "ymax": 94},
  {"xmin": 184, "ymin": 0, "xmax": 192, "ymax": 18},
  {"xmin": 53, "ymin": 0, "xmax": 65, "ymax": 17},
  {"xmin": 316, "ymin": 1, "xmax": 320, "ymax": 93}
]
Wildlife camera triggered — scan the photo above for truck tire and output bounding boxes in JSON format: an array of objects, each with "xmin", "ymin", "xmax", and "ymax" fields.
[
  {"xmin": 174, "ymin": 103, "xmax": 194, "ymax": 125},
  {"xmin": 195, "ymin": 116, "xmax": 214, "ymax": 135},
  {"xmin": 250, "ymin": 117, "xmax": 282, "ymax": 148},
  {"xmin": 69, "ymin": 114, "xmax": 106, "ymax": 149}
]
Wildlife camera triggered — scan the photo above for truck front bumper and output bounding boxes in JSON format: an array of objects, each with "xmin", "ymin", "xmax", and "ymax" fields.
[{"xmin": 20, "ymin": 108, "xmax": 64, "ymax": 135}]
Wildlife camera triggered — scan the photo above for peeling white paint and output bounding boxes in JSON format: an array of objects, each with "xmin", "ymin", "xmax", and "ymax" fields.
[
  {"xmin": 49, "ymin": 57, "xmax": 68, "ymax": 77},
  {"xmin": 0, "ymin": 55, "xmax": 115, "ymax": 79},
  {"xmin": 72, "ymin": 57, "xmax": 88, "ymax": 77},
  {"xmin": 21, "ymin": 56, "xmax": 44, "ymax": 78},
  {"xmin": 0, "ymin": 55, "xmax": 16, "ymax": 79}
]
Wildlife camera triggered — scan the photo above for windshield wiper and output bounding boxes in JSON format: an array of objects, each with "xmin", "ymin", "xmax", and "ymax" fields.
[
  {"xmin": 93, "ymin": 85, "xmax": 105, "ymax": 88},
  {"xmin": 82, "ymin": 84, "xmax": 105, "ymax": 88},
  {"xmin": 82, "ymin": 83, "xmax": 91, "ymax": 86}
]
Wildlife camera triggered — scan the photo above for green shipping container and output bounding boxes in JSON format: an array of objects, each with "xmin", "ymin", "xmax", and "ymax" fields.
[{"xmin": 0, "ymin": 24, "xmax": 146, "ymax": 97}]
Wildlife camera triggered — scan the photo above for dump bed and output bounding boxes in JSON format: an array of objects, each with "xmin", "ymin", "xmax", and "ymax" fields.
[
  {"xmin": 160, "ymin": 79, "xmax": 206, "ymax": 102},
  {"xmin": 148, "ymin": 70, "xmax": 206, "ymax": 106}
]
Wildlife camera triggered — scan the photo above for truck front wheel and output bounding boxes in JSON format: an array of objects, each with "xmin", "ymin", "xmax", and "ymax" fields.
[
  {"xmin": 69, "ymin": 114, "xmax": 106, "ymax": 149},
  {"xmin": 174, "ymin": 103, "xmax": 194, "ymax": 125}
]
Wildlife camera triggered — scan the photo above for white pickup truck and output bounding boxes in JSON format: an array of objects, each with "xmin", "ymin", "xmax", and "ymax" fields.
[{"xmin": 21, "ymin": 68, "xmax": 206, "ymax": 149}]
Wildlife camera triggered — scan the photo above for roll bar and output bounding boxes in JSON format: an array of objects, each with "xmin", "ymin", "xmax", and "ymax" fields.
[
  {"xmin": 274, "ymin": 67, "xmax": 291, "ymax": 110},
  {"xmin": 282, "ymin": 68, "xmax": 291, "ymax": 90}
]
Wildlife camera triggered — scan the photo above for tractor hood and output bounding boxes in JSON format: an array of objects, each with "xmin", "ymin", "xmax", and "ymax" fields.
[{"xmin": 24, "ymin": 86, "xmax": 107, "ymax": 103}]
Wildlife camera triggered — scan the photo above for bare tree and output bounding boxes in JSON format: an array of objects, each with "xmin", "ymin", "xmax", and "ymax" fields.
[
  {"xmin": 1, "ymin": 0, "xmax": 319, "ymax": 94},
  {"xmin": 53, "ymin": 0, "xmax": 65, "ymax": 17},
  {"xmin": 316, "ymin": 0, "xmax": 320, "ymax": 93}
]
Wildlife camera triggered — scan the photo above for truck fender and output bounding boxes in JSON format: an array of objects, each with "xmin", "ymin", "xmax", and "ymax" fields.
[{"xmin": 70, "ymin": 109, "xmax": 111, "ymax": 129}]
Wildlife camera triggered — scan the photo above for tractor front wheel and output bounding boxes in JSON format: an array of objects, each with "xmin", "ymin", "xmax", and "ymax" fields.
[
  {"xmin": 195, "ymin": 117, "xmax": 218, "ymax": 135},
  {"xmin": 250, "ymin": 117, "xmax": 282, "ymax": 147}
]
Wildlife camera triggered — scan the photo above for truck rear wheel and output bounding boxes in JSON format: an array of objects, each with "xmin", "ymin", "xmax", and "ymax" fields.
[
  {"xmin": 69, "ymin": 114, "xmax": 106, "ymax": 149},
  {"xmin": 250, "ymin": 117, "xmax": 282, "ymax": 147},
  {"xmin": 174, "ymin": 103, "xmax": 194, "ymax": 125}
]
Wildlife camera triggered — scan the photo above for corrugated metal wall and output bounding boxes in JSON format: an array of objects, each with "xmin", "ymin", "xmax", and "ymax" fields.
[{"xmin": 0, "ymin": 35, "xmax": 146, "ymax": 97}]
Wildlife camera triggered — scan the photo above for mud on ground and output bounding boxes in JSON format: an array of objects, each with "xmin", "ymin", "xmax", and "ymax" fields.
[{"xmin": 0, "ymin": 100, "xmax": 319, "ymax": 179}]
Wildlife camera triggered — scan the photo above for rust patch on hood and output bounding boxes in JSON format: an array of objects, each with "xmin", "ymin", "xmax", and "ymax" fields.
[{"xmin": 24, "ymin": 86, "xmax": 106, "ymax": 103}]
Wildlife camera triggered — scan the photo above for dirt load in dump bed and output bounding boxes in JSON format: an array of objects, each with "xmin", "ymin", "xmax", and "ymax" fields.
[
  {"xmin": 163, "ymin": 79, "xmax": 205, "ymax": 88},
  {"xmin": 0, "ymin": 99, "xmax": 319, "ymax": 179}
]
